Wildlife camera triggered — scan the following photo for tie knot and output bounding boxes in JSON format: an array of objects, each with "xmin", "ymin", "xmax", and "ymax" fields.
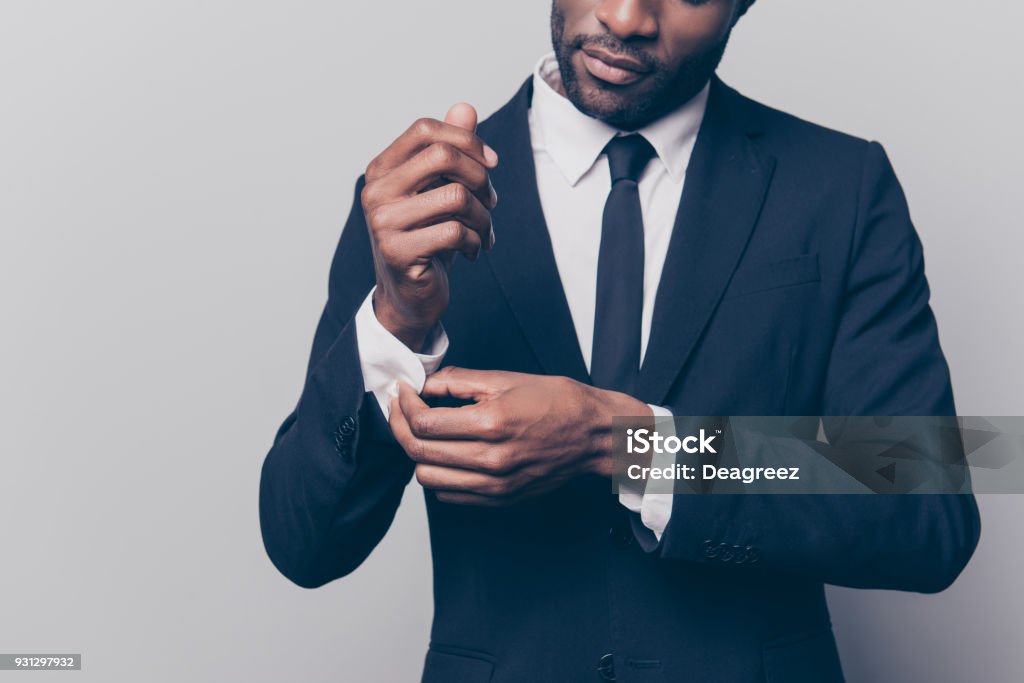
[{"xmin": 604, "ymin": 134, "xmax": 656, "ymax": 184}]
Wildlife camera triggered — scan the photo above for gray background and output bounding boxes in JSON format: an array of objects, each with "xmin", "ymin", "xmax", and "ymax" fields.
[{"xmin": 1, "ymin": 1, "xmax": 1020, "ymax": 681}]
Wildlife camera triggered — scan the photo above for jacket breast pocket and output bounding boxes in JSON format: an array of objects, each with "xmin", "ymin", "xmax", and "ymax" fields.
[
  {"xmin": 421, "ymin": 645, "xmax": 494, "ymax": 683},
  {"xmin": 761, "ymin": 627, "xmax": 845, "ymax": 683},
  {"xmin": 723, "ymin": 253, "xmax": 820, "ymax": 300}
]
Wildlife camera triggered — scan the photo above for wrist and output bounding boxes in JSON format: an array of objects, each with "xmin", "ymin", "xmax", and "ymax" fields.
[
  {"xmin": 372, "ymin": 288, "xmax": 433, "ymax": 352},
  {"xmin": 583, "ymin": 384, "xmax": 654, "ymax": 478}
]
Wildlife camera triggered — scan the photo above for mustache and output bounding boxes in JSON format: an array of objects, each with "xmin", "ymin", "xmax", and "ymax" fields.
[{"xmin": 570, "ymin": 33, "xmax": 662, "ymax": 71}]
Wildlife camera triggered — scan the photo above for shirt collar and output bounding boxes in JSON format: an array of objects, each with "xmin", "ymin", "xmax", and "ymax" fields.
[{"xmin": 530, "ymin": 52, "xmax": 709, "ymax": 186}]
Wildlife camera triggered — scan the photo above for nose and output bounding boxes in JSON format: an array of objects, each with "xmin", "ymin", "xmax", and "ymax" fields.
[{"xmin": 595, "ymin": 0, "xmax": 659, "ymax": 41}]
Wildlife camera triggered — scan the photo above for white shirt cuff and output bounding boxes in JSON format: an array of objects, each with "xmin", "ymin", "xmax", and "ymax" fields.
[
  {"xmin": 617, "ymin": 404, "xmax": 675, "ymax": 542},
  {"xmin": 354, "ymin": 287, "xmax": 448, "ymax": 420}
]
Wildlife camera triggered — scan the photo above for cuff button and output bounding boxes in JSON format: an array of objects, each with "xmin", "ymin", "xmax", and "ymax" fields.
[{"xmin": 339, "ymin": 416, "xmax": 357, "ymax": 435}]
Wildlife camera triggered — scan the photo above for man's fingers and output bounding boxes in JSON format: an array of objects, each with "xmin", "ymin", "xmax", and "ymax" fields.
[
  {"xmin": 392, "ymin": 383, "xmax": 515, "ymax": 468},
  {"xmin": 442, "ymin": 104, "xmax": 498, "ymax": 167},
  {"xmin": 434, "ymin": 491, "xmax": 510, "ymax": 507},
  {"xmin": 417, "ymin": 464, "xmax": 529, "ymax": 507},
  {"xmin": 395, "ymin": 381, "xmax": 431, "ymax": 429},
  {"xmin": 398, "ymin": 221, "xmax": 483, "ymax": 262},
  {"xmin": 394, "ymin": 382, "xmax": 497, "ymax": 454},
  {"xmin": 370, "ymin": 181, "xmax": 493, "ymax": 260},
  {"xmin": 398, "ymin": 423, "xmax": 515, "ymax": 472},
  {"xmin": 444, "ymin": 102, "xmax": 478, "ymax": 132},
  {"xmin": 371, "ymin": 183, "xmax": 492, "ymax": 237},
  {"xmin": 367, "ymin": 116, "xmax": 498, "ymax": 181},
  {"xmin": 367, "ymin": 142, "xmax": 497, "ymax": 211},
  {"xmin": 422, "ymin": 366, "xmax": 508, "ymax": 401},
  {"xmin": 389, "ymin": 383, "xmax": 430, "ymax": 456},
  {"xmin": 403, "ymin": 399, "xmax": 508, "ymax": 442},
  {"xmin": 415, "ymin": 463, "xmax": 511, "ymax": 497}
]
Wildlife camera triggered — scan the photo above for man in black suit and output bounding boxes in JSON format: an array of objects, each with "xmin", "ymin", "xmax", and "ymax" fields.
[{"xmin": 259, "ymin": 1, "xmax": 980, "ymax": 680}]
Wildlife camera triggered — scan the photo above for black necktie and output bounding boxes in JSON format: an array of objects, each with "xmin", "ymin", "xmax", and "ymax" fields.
[{"xmin": 591, "ymin": 134, "xmax": 656, "ymax": 395}]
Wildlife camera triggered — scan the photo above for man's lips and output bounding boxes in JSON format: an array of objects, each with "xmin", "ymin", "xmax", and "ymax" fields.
[{"xmin": 580, "ymin": 47, "xmax": 651, "ymax": 86}]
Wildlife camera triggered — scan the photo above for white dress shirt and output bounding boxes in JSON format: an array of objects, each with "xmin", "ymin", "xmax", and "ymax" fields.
[{"xmin": 354, "ymin": 53, "xmax": 708, "ymax": 541}]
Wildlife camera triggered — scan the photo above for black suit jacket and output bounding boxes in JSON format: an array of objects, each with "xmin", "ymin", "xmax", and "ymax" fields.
[{"xmin": 259, "ymin": 77, "xmax": 980, "ymax": 683}]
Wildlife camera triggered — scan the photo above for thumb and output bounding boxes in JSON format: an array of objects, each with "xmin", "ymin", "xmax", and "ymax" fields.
[{"xmin": 444, "ymin": 102, "xmax": 478, "ymax": 132}]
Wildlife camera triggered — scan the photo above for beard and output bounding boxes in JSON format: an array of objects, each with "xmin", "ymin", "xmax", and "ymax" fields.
[{"xmin": 550, "ymin": 3, "xmax": 731, "ymax": 130}]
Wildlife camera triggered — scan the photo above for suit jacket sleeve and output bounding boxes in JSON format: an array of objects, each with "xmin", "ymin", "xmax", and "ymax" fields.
[
  {"xmin": 259, "ymin": 176, "xmax": 415, "ymax": 588},
  {"xmin": 652, "ymin": 142, "xmax": 981, "ymax": 593}
]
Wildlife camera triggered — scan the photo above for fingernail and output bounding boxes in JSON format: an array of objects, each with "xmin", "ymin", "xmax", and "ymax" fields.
[
  {"xmin": 483, "ymin": 144, "xmax": 499, "ymax": 166},
  {"xmin": 488, "ymin": 181, "xmax": 498, "ymax": 208},
  {"xmin": 489, "ymin": 223, "xmax": 497, "ymax": 248}
]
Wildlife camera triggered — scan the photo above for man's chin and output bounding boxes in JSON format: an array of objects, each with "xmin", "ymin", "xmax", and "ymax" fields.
[
  {"xmin": 557, "ymin": 56, "xmax": 665, "ymax": 128},
  {"xmin": 569, "ymin": 87, "xmax": 653, "ymax": 129}
]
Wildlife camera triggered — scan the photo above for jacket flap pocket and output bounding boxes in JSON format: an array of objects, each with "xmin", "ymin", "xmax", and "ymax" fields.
[
  {"xmin": 724, "ymin": 253, "xmax": 820, "ymax": 300},
  {"xmin": 421, "ymin": 645, "xmax": 494, "ymax": 683}
]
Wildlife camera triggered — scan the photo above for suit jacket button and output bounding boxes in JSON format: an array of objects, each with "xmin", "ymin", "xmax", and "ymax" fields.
[{"xmin": 597, "ymin": 653, "xmax": 616, "ymax": 681}]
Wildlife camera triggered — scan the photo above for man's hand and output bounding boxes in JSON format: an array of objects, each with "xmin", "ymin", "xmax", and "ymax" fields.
[
  {"xmin": 361, "ymin": 104, "xmax": 499, "ymax": 352},
  {"xmin": 388, "ymin": 367, "xmax": 653, "ymax": 506}
]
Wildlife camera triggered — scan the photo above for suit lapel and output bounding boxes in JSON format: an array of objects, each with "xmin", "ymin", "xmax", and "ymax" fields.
[
  {"xmin": 479, "ymin": 79, "xmax": 591, "ymax": 385},
  {"xmin": 635, "ymin": 78, "xmax": 777, "ymax": 406}
]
